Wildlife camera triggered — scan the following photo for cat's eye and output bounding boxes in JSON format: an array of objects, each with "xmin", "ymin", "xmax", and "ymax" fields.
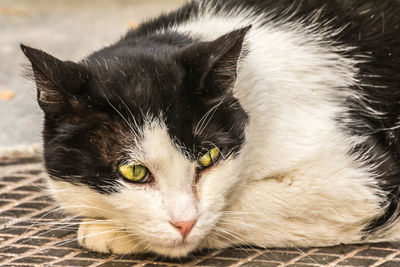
[
  {"xmin": 118, "ymin": 163, "xmax": 149, "ymax": 183},
  {"xmin": 198, "ymin": 147, "xmax": 220, "ymax": 168}
]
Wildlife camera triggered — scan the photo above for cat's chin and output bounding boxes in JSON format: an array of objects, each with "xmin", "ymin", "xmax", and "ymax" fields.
[{"xmin": 148, "ymin": 240, "xmax": 200, "ymax": 258}]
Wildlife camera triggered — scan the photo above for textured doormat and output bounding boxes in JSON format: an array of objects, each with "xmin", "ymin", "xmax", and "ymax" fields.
[{"xmin": 1, "ymin": 159, "xmax": 400, "ymax": 267}]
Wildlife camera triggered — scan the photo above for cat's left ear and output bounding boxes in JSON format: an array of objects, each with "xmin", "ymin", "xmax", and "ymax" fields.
[
  {"xmin": 21, "ymin": 44, "xmax": 90, "ymax": 118},
  {"xmin": 177, "ymin": 25, "xmax": 251, "ymax": 98}
]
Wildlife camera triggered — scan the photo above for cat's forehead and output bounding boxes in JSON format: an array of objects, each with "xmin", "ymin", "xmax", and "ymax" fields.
[
  {"xmin": 84, "ymin": 52, "xmax": 184, "ymax": 117},
  {"xmin": 86, "ymin": 52, "xmax": 182, "ymax": 92},
  {"xmin": 130, "ymin": 120, "xmax": 193, "ymax": 169}
]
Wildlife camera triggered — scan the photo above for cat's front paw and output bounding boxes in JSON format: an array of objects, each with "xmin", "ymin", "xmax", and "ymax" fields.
[{"xmin": 77, "ymin": 219, "xmax": 139, "ymax": 254}]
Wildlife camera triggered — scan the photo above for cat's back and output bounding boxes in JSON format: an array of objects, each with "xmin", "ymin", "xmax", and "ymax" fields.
[{"xmin": 126, "ymin": 0, "xmax": 400, "ymax": 42}]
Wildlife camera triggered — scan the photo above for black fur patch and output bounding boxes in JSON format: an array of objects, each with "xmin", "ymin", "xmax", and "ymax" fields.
[{"xmin": 337, "ymin": 2, "xmax": 400, "ymax": 233}]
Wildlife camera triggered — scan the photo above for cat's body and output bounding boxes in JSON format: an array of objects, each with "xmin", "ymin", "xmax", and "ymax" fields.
[{"xmin": 22, "ymin": 0, "xmax": 400, "ymax": 257}]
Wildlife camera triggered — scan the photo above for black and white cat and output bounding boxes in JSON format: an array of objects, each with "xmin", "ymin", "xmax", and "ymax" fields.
[{"xmin": 22, "ymin": 0, "xmax": 400, "ymax": 258}]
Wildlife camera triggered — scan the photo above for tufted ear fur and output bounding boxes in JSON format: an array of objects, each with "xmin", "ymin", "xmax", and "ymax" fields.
[
  {"xmin": 21, "ymin": 44, "xmax": 90, "ymax": 119},
  {"xmin": 176, "ymin": 25, "xmax": 251, "ymax": 99}
]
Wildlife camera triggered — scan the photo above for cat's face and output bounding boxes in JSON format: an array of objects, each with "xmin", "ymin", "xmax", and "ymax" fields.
[{"xmin": 22, "ymin": 27, "xmax": 250, "ymax": 257}]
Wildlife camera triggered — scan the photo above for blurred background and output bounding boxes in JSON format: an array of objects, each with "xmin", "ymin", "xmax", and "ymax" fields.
[{"xmin": 0, "ymin": 0, "xmax": 185, "ymax": 157}]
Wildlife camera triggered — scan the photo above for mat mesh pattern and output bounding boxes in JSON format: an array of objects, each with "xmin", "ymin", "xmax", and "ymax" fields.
[{"xmin": 1, "ymin": 161, "xmax": 400, "ymax": 267}]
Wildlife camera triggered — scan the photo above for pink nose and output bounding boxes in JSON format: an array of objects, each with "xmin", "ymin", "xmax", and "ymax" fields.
[{"xmin": 170, "ymin": 220, "xmax": 196, "ymax": 238}]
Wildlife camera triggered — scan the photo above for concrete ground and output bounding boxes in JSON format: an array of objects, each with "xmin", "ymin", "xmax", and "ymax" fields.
[{"xmin": 0, "ymin": 0, "xmax": 184, "ymax": 156}]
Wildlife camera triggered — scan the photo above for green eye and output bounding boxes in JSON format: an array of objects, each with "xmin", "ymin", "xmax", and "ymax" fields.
[
  {"xmin": 198, "ymin": 147, "xmax": 220, "ymax": 168},
  {"xmin": 118, "ymin": 163, "xmax": 149, "ymax": 182}
]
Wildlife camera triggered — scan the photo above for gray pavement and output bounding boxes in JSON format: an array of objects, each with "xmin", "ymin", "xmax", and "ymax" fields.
[{"xmin": 0, "ymin": 0, "xmax": 185, "ymax": 156}]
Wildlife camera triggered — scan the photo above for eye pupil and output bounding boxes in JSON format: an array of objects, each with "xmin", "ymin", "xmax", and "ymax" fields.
[
  {"xmin": 133, "ymin": 165, "xmax": 147, "ymax": 179},
  {"xmin": 198, "ymin": 147, "xmax": 220, "ymax": 168},
  {"xmin": 118, "ymin": 164, "xmax": 148, "ymax": 182}
]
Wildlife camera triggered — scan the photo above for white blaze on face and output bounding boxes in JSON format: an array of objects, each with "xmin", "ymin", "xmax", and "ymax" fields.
[{"xmin": 137, "ymin": 122, "xmax": 198, "ymax": 223}]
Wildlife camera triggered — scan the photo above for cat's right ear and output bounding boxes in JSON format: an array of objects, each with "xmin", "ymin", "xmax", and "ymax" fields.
[
  {"xmin": 21, "ymin": 44, "xmax": 90, "ymax": 118},
  {"xmin": 175, "ymin": 26, "xmax": 251, "ymax": 99}
]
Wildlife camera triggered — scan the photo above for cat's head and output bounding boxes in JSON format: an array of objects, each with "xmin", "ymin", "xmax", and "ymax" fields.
[{"xmin": 22, "ymin": 26, "xmax": 250, "ymax": 257}]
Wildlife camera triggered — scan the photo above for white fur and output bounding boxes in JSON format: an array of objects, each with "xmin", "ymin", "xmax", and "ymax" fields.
[{"xmin": 48, "ymin": 3, "xmax": 394, "ymax": 257}]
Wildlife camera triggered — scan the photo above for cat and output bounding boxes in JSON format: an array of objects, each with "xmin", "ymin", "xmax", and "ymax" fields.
[{"xmin": 21, "ymin": 0, "xmax": 400, "ymax": 258}]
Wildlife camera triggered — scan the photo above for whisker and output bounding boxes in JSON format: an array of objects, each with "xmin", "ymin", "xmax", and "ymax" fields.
[
  {"xmin": 212, "ymin": 225, "xmax": 253, "ymax": 248},
  {"xmin": 118, "ymin": 95, "xmax": 141, "ymax": 136},
  {"xmin": 21, "ymin": 206, "xmax": 69, "ymax": 233},
  {"xmin": 105, "ymin": 95, "xmax": 137, "ymax": 135},
  {"xmin": 194, "ymin": 98, "xmax": 225, "ymax": 136}
]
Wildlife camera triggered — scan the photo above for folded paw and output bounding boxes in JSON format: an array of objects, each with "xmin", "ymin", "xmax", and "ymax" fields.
[{"xmin": 77, "ymin": 219, "xmax": 139, "ymax": 254}]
